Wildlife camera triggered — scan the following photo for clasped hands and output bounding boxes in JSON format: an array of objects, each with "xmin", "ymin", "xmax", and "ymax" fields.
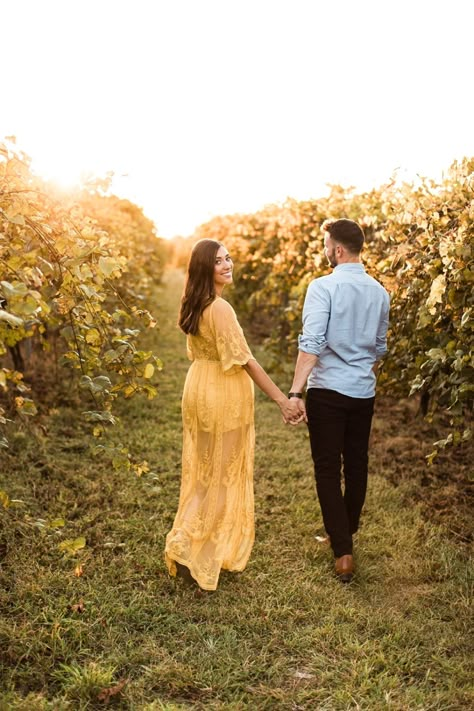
[{"xmin": 282, "ymin": 397, "xmax": 307, "ymax": 426}]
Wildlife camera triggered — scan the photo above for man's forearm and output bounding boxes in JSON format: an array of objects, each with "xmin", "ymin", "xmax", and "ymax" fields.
[{"xmin": 290, "ymin": 350, "xmax": 318, "ymax": 393}]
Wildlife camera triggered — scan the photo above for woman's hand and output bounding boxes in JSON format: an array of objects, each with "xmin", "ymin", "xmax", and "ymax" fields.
[
  {"xmin": 280, "ymin": 397, "xmax": 307, "ymax": 425},
  {"xmin": 242, "ymin": 359, "xmax": 307, "ymax": 425}
]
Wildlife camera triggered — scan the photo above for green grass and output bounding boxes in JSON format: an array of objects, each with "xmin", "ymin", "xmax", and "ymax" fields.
[{"xmin": 0, "ymin": 269, "xmax": 472, "ymax": 710}]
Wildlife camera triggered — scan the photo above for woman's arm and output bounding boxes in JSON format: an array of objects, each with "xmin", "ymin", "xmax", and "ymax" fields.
[{"xmin": 243, "ymin": 359, "xmax": 303, "ymax": 424}]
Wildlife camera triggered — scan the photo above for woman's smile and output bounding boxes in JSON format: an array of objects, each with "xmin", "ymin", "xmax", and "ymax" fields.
[{"xmin": 214, "ymin": 245, "xmax": 234, "ymax": 292}]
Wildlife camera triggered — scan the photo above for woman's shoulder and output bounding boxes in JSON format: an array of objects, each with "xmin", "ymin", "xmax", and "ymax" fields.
[
  {"xmin": 209, "ymin": 297, "xmax": 235, "ymax": 315},
  {"xmin": 206, "ymin": 298, "xmax": 240, "ymax": 330}
]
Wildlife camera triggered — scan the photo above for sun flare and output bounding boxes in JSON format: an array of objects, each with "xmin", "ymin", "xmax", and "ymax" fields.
[{"xmin": 31, "ymin": 151, "xmax": 85, "ymax": 192}]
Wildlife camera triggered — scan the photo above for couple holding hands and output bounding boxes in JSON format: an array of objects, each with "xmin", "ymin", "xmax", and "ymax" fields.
[{"xmin": 165, "ymin": 218, "xmax": 390, "ymax": 590}]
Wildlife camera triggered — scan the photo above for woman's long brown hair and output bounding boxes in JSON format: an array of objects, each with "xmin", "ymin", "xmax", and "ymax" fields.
[{"xmin": 178, "ymin": 239, "xmax": 223, "ymax": 335}]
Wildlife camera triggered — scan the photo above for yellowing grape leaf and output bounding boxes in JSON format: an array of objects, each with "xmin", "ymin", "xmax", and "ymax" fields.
[
  {"xmin": 7, "ymin": 214, "xmax": 26, "ymax": 226},
  {"xmin": 49, "ymin": 518, "xmax": 66, "ymax": 529},
  {"xmin": 85, "ymin": 328, "xmax": 101, "ymax": 345},
  {"xmin": 426, "ymin": 274, "xmax": 446, "ymax": 314},
  {"xmin": 134, "ymin": 460, "xmax": 150, "ymax": 477},
  {"xmin": 143, "ymin": 363, "xmax": 154, "ymax": 379},
  {"xmin": 15, "ymin": 397, "xmax": 37, "ymax": 416},
  {"xmin": 58, "ymin": 537, "xmax": 86, "ymax": 555},
  {"xmin": 99, "ymin": 257, "xmax": 122, "ymax": 278},
  {"xmin": 123, "ymin": 384, "xmax": 137, "ymax": 398},
  {"xmin": 0, "ymin": 310, "xmax": 23, "ymax": 327}
]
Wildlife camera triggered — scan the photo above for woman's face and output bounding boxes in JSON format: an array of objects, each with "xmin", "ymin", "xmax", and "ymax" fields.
[{"xmin": 213, "ymin": 245, "xmax": 233, "ymax": 292}]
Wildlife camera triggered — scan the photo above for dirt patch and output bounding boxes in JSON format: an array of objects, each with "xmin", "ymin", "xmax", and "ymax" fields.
[{"xmin": 372, "ymin": 396, "xmax": 473, "ymax": 545}]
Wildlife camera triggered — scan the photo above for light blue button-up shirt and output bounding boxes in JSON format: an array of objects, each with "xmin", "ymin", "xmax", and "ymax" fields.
[{"xmin": 298, "ymin": 263, "xmax": 390, "ymax": 399}]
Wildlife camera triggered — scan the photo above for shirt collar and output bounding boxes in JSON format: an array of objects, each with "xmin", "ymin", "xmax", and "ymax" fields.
[{"xmin": 333, "ymin": 263, "xmax": 365, "ymax": 272}]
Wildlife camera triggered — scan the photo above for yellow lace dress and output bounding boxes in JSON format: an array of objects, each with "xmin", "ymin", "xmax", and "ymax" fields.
[{"xmin": 165, "ymin": 297, "xmax": 255, "ymax": 591}]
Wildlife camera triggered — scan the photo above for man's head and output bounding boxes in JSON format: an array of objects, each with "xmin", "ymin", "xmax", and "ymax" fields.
[{"xmin": 322, "ymin": 218, "xmax": 365, "ymax": 268}]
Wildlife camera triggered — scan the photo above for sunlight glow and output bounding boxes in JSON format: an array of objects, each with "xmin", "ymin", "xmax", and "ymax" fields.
[
  {"xmin": 1, "ymin": 0, "xmax": 472, "ymax": 238},
  {"xmin": 31, "ymin": 152, "xmax": 84, "ymax": 192}
]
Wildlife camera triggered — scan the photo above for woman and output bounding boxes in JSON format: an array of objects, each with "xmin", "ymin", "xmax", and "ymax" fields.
[{"xmin": 165, "ymin": 239, "xmax": 301, "ymax": 591}]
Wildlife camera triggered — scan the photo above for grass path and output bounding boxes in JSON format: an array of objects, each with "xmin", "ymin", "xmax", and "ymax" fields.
[{"xmin": 0, "ymin": 269, "xmax": 472, "ymax": 710}]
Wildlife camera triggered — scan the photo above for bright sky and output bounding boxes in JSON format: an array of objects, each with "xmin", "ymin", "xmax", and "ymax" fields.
[{"xmin": 1, "ymin": 0, "xmax": 472, "ymax": 238}]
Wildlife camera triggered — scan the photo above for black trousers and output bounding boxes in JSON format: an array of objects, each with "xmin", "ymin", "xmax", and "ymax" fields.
[{"xmin": 306, "ymin": 388, "xmax": 375, "ymax": 558}]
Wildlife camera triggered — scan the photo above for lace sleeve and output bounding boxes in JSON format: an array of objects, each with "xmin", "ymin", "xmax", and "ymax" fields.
[{"xmin": 210, "ymin": 298, "xmax": 254, "ymax": 374}]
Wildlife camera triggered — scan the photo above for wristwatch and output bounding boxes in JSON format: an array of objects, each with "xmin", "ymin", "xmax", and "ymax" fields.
[{"xmin": 288, "ymin": 392, "xmax": 303, "ymax": 399}]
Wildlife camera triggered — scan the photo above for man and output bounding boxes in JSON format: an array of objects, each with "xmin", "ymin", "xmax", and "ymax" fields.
[{"xmin": 288, "ymin": 218, "xmax": 390, "ymax": 583}]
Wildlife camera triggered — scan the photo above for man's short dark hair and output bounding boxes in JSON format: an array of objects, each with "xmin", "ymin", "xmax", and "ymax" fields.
[{"xmin": 322, "ymin": 218, "xmax": 365, "ymax": 254}]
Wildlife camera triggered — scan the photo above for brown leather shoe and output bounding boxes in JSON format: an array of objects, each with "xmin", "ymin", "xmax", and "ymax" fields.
[{"xmin": 335, "ymin": 554, "xmax": 354, "ymax": 583}]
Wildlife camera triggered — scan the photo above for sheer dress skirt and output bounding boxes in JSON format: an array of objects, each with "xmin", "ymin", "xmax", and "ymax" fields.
[{"xmin": 165, "ymin": 359, "xmax": 255, "ymax": 591}]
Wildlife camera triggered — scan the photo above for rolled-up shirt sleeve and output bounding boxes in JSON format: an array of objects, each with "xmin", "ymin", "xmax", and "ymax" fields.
[
  {"xmin": 298, "ymin": 279, "xmax": 330, "ymax": 355},
  {"xmin": 375, "ymin": 293, "xmax": 390, "ymax": 360}
]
